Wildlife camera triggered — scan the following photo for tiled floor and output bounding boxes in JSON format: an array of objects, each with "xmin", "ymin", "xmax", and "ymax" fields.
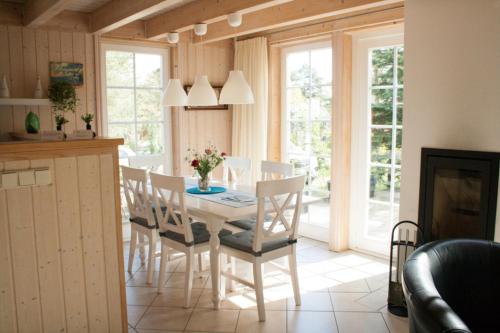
[{"xmin": 124, "ymin": 237, "xmax": 409, "ymax": 333}]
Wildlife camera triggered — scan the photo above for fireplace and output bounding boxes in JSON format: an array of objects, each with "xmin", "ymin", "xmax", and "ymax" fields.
[{"xmin": 418, "ymin": 148, "xmax": 500, "ymax": 242}]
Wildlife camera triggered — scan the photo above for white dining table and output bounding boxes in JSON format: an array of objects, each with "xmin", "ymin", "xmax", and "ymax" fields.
[{"xmin": 149, "ymin": 178, "xmax": 323, "ymax": 309}]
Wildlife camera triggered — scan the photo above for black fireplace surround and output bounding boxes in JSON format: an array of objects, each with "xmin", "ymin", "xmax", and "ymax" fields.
[{"xmin": 418, "ymin": 148, "xmax": 500, "ymax": 242}]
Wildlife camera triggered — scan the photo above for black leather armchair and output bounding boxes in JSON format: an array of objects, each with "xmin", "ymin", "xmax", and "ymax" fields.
[{"xmin": 402, "ymin": 239, "xmax": 500, "ymax": 333}]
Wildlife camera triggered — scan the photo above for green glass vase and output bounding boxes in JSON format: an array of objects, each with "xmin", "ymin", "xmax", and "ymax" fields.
[{"xmin": 25, "ymin": 111, "xmax": 40, "ymax": 134}]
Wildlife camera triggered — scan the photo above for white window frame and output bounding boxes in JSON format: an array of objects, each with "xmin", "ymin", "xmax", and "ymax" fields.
[
  {"xmin": 100, "ymin": 43, "xmax": 173, "ymax": 175},
  {"xmin": 350, "ymin": 26, "xmax": 404, "ymax": 257},
  {"xmin": 281, "ymin": 40, "xmax": 332, "ymax": 242}
]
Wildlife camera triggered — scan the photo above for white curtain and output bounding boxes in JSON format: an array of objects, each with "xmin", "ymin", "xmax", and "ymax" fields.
[{"xmin": 231, "ymin": 37, "xmax": 268, "ymax": 184}]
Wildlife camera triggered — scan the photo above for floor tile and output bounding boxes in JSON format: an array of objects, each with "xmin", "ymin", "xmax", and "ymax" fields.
[
  {"xmin": 127, "ymin": 305, "xmax": 148, "ymax": 327},
  {"xmin": 380, "ymin": 307, "xmax": 409, "ymax": 333},
  {"xmin": 236, "ymin": 310, "xmax": 286, "ymax": 333},
  {"xmin": 287, "ymin": 292, "xmax": 333, "ymax": 311},
  {"xmin": 185, "ymin": 308, "xmax": 240, "ymax": 332},
  {"xmin": 287, "ymin": 311, "xmax": 338, "ymax": 333},
  {"xmin": 299, "ymin": 275, "xmax": 338, "ymax": 292},
  {"xmin": 126, "ymin": 287, "xmax": 159, "ymax": 306},
  {"xmin": 335, "ymin": 311, "xmax": 389, "ymax": 333},
  {"xmin": 127, "ymin": 271, "xmax": 164, "ymax": 287},
  {"xmin": 329, "ymin": 279, "xmax": 371, "ymax": 293},
  {"xmin": 136, "ymin": 330, "xmax": 182, "ymax": 333},
  {"xmin": 152, "ymin": 287, "xmax": 203, "ymax": 308},
  {"xmin": 165, "ymin": 272, "xmax": 208, "ymax": 289},
  {"xmin": 331, "ymin": 254, "xmax": 373, "ymax": 267},
  {"xmin": 136, "ymin": 306, "xmax": 192, "ymax": 331},
  {"xmin": 326, "ymin": 268, "xmax": 371, "ymax": 283},
  {"xmin": 330, "ymin": 292, "xmax": 372, "ymax": 312},
  {"xmin": 356, "ymin": 288, "xmax": 387, "ymax": 311}
]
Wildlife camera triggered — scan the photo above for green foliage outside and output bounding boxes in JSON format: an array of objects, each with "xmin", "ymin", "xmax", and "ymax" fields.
[{"xmin": 105, "ymin": 51, "xmax": 164, "ymax": 155}]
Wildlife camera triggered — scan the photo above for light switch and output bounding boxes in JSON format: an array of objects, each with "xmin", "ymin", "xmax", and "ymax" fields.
[
  {"xmin": 1, "ymin": 172, "xmax": 18, "ymax": 189},
  {"xmin": 19, "ymin": 170, "xmax": 35, "ymax": 186},
  {"xmin": 35, "ymin": 169, "xmax": 51, "ymax": 186}
]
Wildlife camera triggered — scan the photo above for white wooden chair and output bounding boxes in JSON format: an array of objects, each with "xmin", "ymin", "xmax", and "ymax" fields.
[
  {"xmin": 261, "ymin": 160, "xmax": 293, "ymax": 180},
  {"xmin": 223, "ymin": 156, "xmax": 252, "ymax": 185},
  {"xmin": 219, "ymin": 175, "xmax": 305, "ymax": 321},
  {"xmin": 122, "ymin": 166, "xmax": 158, "ymax": 284},
  {"xmin": 151, "ymin": 173, "xmax": 231, "ymax": 308}
]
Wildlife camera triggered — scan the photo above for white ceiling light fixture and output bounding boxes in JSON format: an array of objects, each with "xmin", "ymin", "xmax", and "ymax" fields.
[
  {"xmin": 166, "ymin": 32, "xmax": 179, "ymax": 44},
  {"xmin": 219, "ymin": 70, "xmax": 254, "ymax": 105},
  {"xmin": 193, "ymin": 23, "xmax": 208, "ymax": 36},
  {"xmin": 187, "ymin": 75, "xmax": 218, "ymax": 106},
  {"xmin": 227, "ymin": 13, "xmax": 242, "ymax": 27},
  {"xmin": 163, "ymin": 79, "xmax": 187, "ymax": 106}
]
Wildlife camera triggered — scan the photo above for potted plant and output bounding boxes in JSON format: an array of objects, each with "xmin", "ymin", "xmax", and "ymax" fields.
[
  {"xmin": 48, "ymin": 81, "xmax": 77, "ymax": 131},
  {"xmin": 81, "ymin": 113, "xmax": 94, "ymax": 130},
  {"xmin": 186, "ymin": 145, "xmax": 226, "ymax": 191},
  {"xmin": 54, "ymin": 114, "xmax": 68, "ymax": 131}
]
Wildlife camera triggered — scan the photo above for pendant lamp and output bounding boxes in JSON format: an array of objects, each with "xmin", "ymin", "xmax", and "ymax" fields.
[
  {"xmin": 219, "ymin": 70, "xmax": 254, "ymax": 105},
  {"xmin": 163, "ymin": 79, "xmax": 187, "ymax": 106},
  {"xmin": 187, "ymin": 75, "xmax": 218, "ymax": 106}
]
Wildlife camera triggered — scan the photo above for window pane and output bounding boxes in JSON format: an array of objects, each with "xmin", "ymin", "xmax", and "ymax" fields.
[
  {"xmin": 370, "ymin": 166, "xmax": 390, "ymax": 202},
  {"xmin": 311, "ymin": 86, "xmax": 331, "ymax": 120},
  {"xmin": 290, "ymin": 121, "xmax": 307, "ymax": 152},
  {"xmin": 136, "ymin": 89, "xmax": 162, "ymax": 121},
  {"xmin": 394, "ymin": 169, "xmax": 401, "ymax": 205},
  {"xmin": 136, "ymin": 123, "xmax": 163, "ymax": 154},
  {"xmin": 109, "ymin": 124, "xmax": 135, "ymax": 151},
  {"xmin": 371, "ymin": 128, "xmax": 392, "ymax": 164},
  {"xmin": 287, "ymin": 51, "xmax": 309, "ymax": 87},
  {"xmin": 106, "ymin": 51, "xmax": 133, "ymax": 87},
  {"xmin": 397, "ymin": 47, "xmax": 404, "ymax": 85},
  {"xmin": 371, "ymin": 48, "xmax": 394, "ymax": 86},
  {"xmin": 311, "ymin": 121, "xmax": 331, "ymax": 156},
  {"xmin": 310, "ymin": 155, "xmax": 330, "ymax": 193},
  {"xmin": 371, "ymin": 88, "xmax": 393, "ymax": 125},
  {"xmin": 396, "ymin": 129, "xmax": 402, "ymax": 165},
  {"xmin": 107, "ymin": 88, "xmax": 134, "ymax": 122},
  {"xmin": 311, "ymin": 48, "xmax": 332, "ymax": 85},
  {"xmin": 136, "ymin": 53, "xmax": 161, "ymax": 88},
  {"xmin": 367, "ymin": 201, "xmax": 391, "ymax": 239},
  {"xmin": 397, "ymin": 88, "xmax": 403, "ymax": 125},
  {"xmin": 287, "ymin": 88, "xmax": 308, "ymax": 121}
]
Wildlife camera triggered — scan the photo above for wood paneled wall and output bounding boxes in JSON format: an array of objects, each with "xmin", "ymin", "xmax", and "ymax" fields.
[
  {"xmin": 171, "ymin": 39, "xmax": 234, "ymax": 176},
  {"xmin": 0, "ymin": 140, "xmax": 125, "ymax": 333},
  {"xmin": 0, "ymin": 24, "xmax": 96, "ymax": 136}
]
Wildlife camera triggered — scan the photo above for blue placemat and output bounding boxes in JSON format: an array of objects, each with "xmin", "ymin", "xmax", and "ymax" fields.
[{"xmin": 186, "ymin": 186, "xmax": 227, "ymax": 195}]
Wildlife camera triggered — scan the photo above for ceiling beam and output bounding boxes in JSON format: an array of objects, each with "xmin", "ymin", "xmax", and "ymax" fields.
[
  {"xmin": 145, "ymin": 0, "xmax": 292, "ymax": 40},
  {"xmin": 192, "ymin": 0, "xmax": 403, "ymax": 44},
  {"xmin": 23, "ymin": 0, "xmax": 72, "ymax": 27},
  {"xmin": 266, "ymin": 5, "xmax": 404, "ymax": 45},
  {"xmin": 90, "ymin": 0, "xmax": 187, "ymax": 34}
]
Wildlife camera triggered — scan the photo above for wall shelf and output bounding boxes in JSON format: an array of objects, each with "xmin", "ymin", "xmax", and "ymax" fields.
[{"xmin": 0, "ymin": 98, "xmax": 50, "ymax": 106}]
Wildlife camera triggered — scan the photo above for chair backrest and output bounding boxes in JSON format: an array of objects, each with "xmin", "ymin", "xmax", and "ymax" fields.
[
  {"xmin": 121, "ymin": 166, "xmax": 155, "ymax": 227},
  {"xmin": 252, "ymin": 175, "xmax": 305, "ymax": 253},
  {"xmin": 150, "ymin": 173, "xmax": 193, "ymax": 244},
  {"xmin": 261, "ymin": 160, "xmax": 293, "ymax": 181},
  {"xmin": 223, "ymin": 156, "xmax": 252, "ymax": 185},
  {"xmin": 128, "ymin": 155, "xmax": 164, "ymax": 172}
]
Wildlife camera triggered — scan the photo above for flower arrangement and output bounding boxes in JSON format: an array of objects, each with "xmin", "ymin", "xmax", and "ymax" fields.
[
  {"xmin": 48, "ymin": 81, "xmax": 78, "ymax": 132},
  {"xmin": 186, "ymin": 145, "xmax": 226, "ymax": 191},
  {"xmin": 81, "ymin": 112, "xmax": 94, "ymax": 130}
]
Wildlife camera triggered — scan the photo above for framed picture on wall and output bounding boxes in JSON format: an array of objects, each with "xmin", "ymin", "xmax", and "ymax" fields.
[
  {"xmin": 183, "ymin": 86, "xmax": 228, "ymax": 110},
  {"xmin": 49, "ymin": 62, "xmax": 84, "ymax": 86}
]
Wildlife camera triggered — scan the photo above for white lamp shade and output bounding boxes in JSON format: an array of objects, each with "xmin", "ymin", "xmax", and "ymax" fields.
[
  {"xmin": 194, "ymin": 23, "xmax": 207, "ymax": 36},
  {"xmin": 163, "ymin": 79, "xmax": 187, "ymax": 106},
  {"xmin": 187, "ymin": 75, "xmax": 218, "ymax": 106},
  {"xmin": 166, "ymin": 32, "xmax": 179, "ymax": 43},
  {"xmin": 219, "ymin": 70, "xmax": 254, "ymax": 105}
]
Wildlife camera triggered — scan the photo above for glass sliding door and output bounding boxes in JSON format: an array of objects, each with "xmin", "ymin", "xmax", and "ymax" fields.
[
  {"xmin": 282, "ymin": 41, "xmax": 332, "ymax": 241},
  {"xmin": 351, "ymin": 28, "xmax": 404, "ymax": 255}
]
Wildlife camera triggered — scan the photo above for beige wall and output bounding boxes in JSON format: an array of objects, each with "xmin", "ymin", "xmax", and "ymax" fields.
[
  {"xmin": 0, "ymin": 25, "xmax": 96, "ymax": 135},
  {"xmin": 399, "ymin": 0, "xmax": 500, "ymax": 239}
]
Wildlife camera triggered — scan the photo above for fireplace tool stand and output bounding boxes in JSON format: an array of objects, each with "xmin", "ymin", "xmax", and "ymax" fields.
[{"xmin": 387, "ymin": 220, "xmax": 423, "ymax": 317}]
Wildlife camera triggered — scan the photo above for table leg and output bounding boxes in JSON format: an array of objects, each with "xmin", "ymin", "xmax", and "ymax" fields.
[{"xmin": 206, "ymin": 217, "xmax": 225, "ymax": 309}]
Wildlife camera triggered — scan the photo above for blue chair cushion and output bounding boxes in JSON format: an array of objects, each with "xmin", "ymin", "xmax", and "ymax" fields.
[
  {"xmin": 220, "ymin": 230, "xmax": 297, "ymax": 256},
  {"xmin": 160, "ymin": 222, "xmax": 232, "ymax": 247}
]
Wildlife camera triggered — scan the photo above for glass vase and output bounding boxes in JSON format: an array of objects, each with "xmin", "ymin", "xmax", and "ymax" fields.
[{"xmin": 198, "ymin": 175, "xmax": 210, "ymax": 192}]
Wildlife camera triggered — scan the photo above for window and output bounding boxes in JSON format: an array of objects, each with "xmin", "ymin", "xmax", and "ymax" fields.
[
  {"xmin": 350, "ymin": 27, "xmax": 404, "ymax": 255},
  {"xmin": 101, "ymin": 44, "xmax": 172, "ymax": 174},
  {"xmin": 282, "ymin": 42, "xmax": 332, "ymax": 241}
]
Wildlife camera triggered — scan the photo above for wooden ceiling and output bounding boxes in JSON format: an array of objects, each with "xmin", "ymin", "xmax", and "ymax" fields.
[{"xmin": 0, "ymin": 0, "xmax": 405, "ymax": 43}]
